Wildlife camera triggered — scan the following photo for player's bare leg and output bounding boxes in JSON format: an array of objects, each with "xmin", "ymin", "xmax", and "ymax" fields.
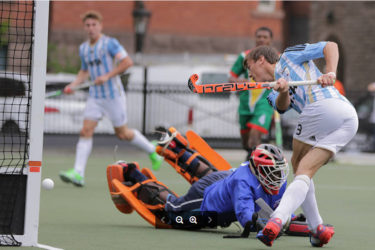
[
  {"xmin": 59, "ymin": 119, "xmax": 97, "ymax": 187},
  {"xmin": 294, "ymin": 141, "xmax": 335, "ymax": 246},
  {"xmin": 248, "ymin": 128, "xmax": 262, "ymax": 148},
  {"xmin": 241, "ymin": 128, "xmax": 262, "ymax": 160},
  {"xmin": 240, "ymin": 130, "xmax": 250, "ymax": 158},
  {"xmin": 115, "ymin": 124, "xmax": 163, "ymax": 170},
  {"xmin": 293, "ymin": 139, "xmax": 333, "ymax": 179}
]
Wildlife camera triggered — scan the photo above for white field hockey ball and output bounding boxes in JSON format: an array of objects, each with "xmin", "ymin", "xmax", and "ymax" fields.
[{"xmin": 42, "ymin": 178, "xmax": 54, "ymax": 190}]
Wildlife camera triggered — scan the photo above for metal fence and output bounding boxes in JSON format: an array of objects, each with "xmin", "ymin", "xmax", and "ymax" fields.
[
  {"xmin": 42, "ymin": 75, "xmax": 375, "ymax": 151},
  {"xmin": 43, "ymin": 80, "xmax": 244, "ymax": 146}
]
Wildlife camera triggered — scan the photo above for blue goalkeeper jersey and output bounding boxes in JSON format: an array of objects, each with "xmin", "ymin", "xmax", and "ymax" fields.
[
  {"xmin": 79, "ymin": 35, "xmax": 128, "ymax": 99},
  {"xmin": 200, "ymin": 162, "xmax": 286, "ymax": 227},
  {"xmin": 267, "ymin": 42, "xmax": 349, "ymax": 114}
]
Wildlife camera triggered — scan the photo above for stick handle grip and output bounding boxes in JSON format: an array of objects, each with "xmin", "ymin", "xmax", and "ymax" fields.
[
  {"xmin": 45, "ymin": 81, "xmax": 94, "ymax": 98},
  {"xmin": 71, "ymin": 81, "xmax": 94, "ymax": 91},
  {"xmin": 268, "ymin": 80, "xmax": 318, "ymax": 87}
]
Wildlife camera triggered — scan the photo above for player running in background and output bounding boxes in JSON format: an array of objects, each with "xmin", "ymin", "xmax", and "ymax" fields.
[
  {"xmin": 59, "ymin": 11, "xmax": 162, "ymax": 187},
  {"xmin": 229, "ymin": 27, "xmax": 275, "ymax": 159},
  {"xmin": 244, "ymin": 42, "xmax": 358, "ymax": 247}
]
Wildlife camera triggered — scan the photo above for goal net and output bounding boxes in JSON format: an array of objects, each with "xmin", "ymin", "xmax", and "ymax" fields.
[{"xmin": 0, "ymin": 1, "xmax": 49, "ymax": 246}]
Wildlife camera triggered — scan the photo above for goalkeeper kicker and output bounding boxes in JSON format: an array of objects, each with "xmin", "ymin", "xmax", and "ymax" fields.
[{"xmin": 106, "ymin": 127, "xmax": 333, "ymax": 237}]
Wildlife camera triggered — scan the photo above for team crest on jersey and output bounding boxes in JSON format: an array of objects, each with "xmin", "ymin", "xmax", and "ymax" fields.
[
  {"xmin": 281, "ymin": 67, "xmax": 290, "ymax": 79},
  {"xmin": 88, "ymin": 59, "xmax": 102, "ymax": 67}
]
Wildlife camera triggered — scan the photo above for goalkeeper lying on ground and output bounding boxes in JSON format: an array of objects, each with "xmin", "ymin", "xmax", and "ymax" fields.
[{"xmin": 106, "ymin": 128, "xmax": 331, "ymax": 237}]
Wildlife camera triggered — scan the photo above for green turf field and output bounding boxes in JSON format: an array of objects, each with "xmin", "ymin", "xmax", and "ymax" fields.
[{"xmin": 10, "ymin": 146, "xmax": 375, "ymax": 250}]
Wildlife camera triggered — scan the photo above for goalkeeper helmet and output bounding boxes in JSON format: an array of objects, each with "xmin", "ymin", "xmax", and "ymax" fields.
[{"xmin": 249, "ymin": 144, "xmax": 289, "ymax": 195}]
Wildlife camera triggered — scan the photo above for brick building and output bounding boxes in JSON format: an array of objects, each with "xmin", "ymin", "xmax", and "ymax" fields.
[
  {"xmin": 48, "ymin": 0, "xmax": 375, "ymax": 98},
  {"xmin": 310, "ymin": 1, "xmax": 375, "ymax": 98},
  {"xmin": 48, "ymin": 1, "xmax": 285, "ymax": 69}
]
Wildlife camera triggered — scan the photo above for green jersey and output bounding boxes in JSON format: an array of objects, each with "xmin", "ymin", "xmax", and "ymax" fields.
[{"xmin": 230, "ymin": 50, "xmax": 272, "ymax": 116}]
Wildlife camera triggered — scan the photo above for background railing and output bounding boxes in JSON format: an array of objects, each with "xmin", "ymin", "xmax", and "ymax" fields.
[
  {"xmin": 44, "ymin": 81, "xmax": 242, "ymax": 138},
  {"xmin": 41, "ymin": 72, "xmax": 375, "ymax": 152}
]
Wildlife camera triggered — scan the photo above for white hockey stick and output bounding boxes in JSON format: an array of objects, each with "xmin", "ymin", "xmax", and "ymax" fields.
[
  {"xmin": 45, "ymin": 81, "xmax": 94, "ymax": 98},
  {"xmin": 255, "ymin": 198, "xmax": 274, "ymax": 219}
]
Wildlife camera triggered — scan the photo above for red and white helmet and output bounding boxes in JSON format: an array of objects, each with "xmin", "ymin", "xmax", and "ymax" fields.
[{"xmin": 249, "ymin": 144, "xmax": 289, "ymax": 195}]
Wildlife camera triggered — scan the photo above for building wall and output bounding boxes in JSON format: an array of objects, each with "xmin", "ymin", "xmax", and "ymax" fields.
[
  {"xmin": 283, "ymin": 1, "xmax": 310, "ymax": 47},
  {"xmin": 310, "ymin": 1, "xmax": 375, "ymax": 98},
  {"xmin": 49, "ymin": 1, "xmax": 284, "ymax": 55}
]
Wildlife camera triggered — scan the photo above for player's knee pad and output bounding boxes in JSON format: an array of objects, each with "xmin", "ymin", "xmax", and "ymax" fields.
[
  {"xmin": 162, "ymin": 152, "xmax": 217, "ymax": 184},
  {"xmin": 156, "ymin": 126, "xmax": 188, "ymax": 161},
  {"xmin": 179, "ymin": 152, "xmax": 217, "ymax": 179},
  {"xmin": 107, "ymin": 162, "xmax": 178, "ymax": 228},
  {"xmin": 107, "ymin": 162, "xmax": 138, "ymax": 214},
  {"xmin": 156, "ymin": 127, "xmax": 217, "ymax": 184},
  {"xmin": 135, "ymin": 178, "xmax": 172, "ymax": 207}
]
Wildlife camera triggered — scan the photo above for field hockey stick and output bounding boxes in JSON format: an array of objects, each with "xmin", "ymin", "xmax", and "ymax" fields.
[
  {"xmin": 274, "ymin": 111, "xmax": 283, "ymax": 149},
  {"xmin": 188, "ymin": 74, "xmax": 318, "ymax": 94},
  {"xmin": 45, "ymin": 81, "xmax": 94, "ymax": 98},
  {"xmin": 223, "ymin": 199, "xmax": 272, "ymax": 239}
]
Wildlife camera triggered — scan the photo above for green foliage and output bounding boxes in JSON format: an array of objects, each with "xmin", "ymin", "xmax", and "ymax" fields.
[
  {"xmin": 0, "ymin": 21, "xmax": 9, "ymax": 47},
  {"xmin": 47, "ymin": 43, "xmax": 80, "ymax": 73}
]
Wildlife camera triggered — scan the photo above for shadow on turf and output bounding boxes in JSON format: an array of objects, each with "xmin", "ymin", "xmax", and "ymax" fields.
[{"xmin": 106, "ymin": 222, "xmax": 255, "ymax": 237}]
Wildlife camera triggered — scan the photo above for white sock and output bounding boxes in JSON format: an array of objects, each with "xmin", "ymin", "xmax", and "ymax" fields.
[
  {"xmin": 271, "ymin": 175, "xmax": 311, "ymax": 225},
  {"xmin": 73, "ymin": 137, "xmax": 93, "ymax": 177},
  {"xmin": 130, "ymin": 129, "xmax": 155, "ymax": 154},
  {"xmin": 301, "ymin": 179, "xmax": 323, "ymax": 233}
]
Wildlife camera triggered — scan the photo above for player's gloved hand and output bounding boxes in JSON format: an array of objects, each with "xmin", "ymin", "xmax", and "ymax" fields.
[
  {"xmin": 64, "ymin": 86, "xmax": 73, "ymax": 94},
  {"xmin": 291, "ymin": 213, "xmax": 306, "ymax": 222}
]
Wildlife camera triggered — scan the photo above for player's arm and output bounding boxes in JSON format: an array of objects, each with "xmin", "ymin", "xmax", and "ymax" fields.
[
  {"xmin": 318, "ymin": 42, "xmax": 338, "ymax": 87},
  {"xmin": 64, "ymin": 45, "xmax": 90, "ymax": 94},
  {"xmin": 274, "ymin": 78, "xmax": 291, "ymax": 112},
  {"xmin": 64, "ymin": 69, "xmax": 89, "ymax": 94},
  {"xmin": 95, "ymin": 55, "xmax": 133, "ymax": 85},
  {"xmin": 232, "ymin": 181, "xmax": 256, "ymax": 227},
  {"xmin": 95, "ymin": 38, "xmax": 133, "ymax": 85},
  {"xmin": 287, "ymin": 42, "xmax": 338, "ymax": 87}
]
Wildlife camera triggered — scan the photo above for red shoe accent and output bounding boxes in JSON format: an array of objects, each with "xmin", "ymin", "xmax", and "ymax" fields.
[
  {"xmin": 258, "ymin": 218, "xmax": 283, "ymax": 247},
  {"xmin": 311, "ymin": 224, "xmax": 335, "ymax": 247}
]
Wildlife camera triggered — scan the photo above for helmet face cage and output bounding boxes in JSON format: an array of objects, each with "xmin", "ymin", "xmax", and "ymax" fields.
[
  {"xmin": 250, "ymin": 144, "xmax": 289, "ymax": 194},
  {"xmin": 257, "ymin": 158, "xmax": 289, "ymax": 191}
]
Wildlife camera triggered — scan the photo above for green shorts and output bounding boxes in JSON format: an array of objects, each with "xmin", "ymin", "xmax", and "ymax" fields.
[{"xmin": 239, "ymin": 99, "xmax": 274, "ymax": 134}]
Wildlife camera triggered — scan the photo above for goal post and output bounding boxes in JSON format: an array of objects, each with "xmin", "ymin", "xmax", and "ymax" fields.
[
  {"xmin": 21, "ymin": 0, "xmax": 49, "ymax": 246},
  {"xmin": 0, "ymin": 0, "xmax": 49, "ymax": 247}
]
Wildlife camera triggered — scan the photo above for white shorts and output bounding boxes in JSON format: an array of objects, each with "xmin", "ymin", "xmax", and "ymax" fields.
[
  {"xmin": 83, "ymin": 95, "xmax": 128, "ymax": 128},
  {"xmin": 293, "ymin": 98, "xmax": 358, "ymax": 154}
]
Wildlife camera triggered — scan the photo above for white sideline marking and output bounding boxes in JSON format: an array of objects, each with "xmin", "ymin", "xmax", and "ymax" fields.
[
  {"xmin": 317, "ymin": 184, "xmax": 375, "ymax": 191},
  {"xmin": 36, "ymin": 243, "xmax": 64, "ymax": 250}
]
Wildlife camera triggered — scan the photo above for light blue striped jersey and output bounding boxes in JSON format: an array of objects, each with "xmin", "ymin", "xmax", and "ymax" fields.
[
  {"xmin": 79, "ymin": 35, "xmax": 128, "ymax": 99},
  {"xmin": 267, "ymin": 42, "xmax": 349, "ymax": 114}
]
